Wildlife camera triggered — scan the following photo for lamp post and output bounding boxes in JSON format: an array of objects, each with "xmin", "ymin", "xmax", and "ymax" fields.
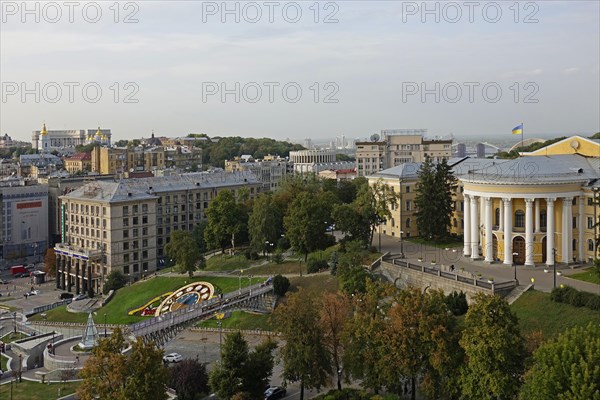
[
  {"xmin": 248, "ymin": 275, "xmax": 253, "ymax": 296},
  {"xmin": 238, "ymin": 270, "xmax": 243, "ymax": 294},
  {"xmin": 399, "ymin": 231, "xmax": 405, "ymax": 258},
  {"xmin": 13, "ymin": 312, "xmax": 17, "ymax": 334},
  {"xmin": 512, "ymin": 252, "xmax": 519, "ymax": 282},
  {"xmin": 553, "ymin": 248, "xmax": 557, "ymax": 288},
  {"xmin": 104, "ymin": 313, "xmax": 107, "ymax": 337},
  {"xmin": 170, "ymin": 258, "xmax": 173, "ymax": 273}
]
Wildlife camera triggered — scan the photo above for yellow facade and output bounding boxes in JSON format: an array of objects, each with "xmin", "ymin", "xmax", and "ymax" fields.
[{"xmin": 524, "ymin": 136, "xmax": 600, "ymax": 157}]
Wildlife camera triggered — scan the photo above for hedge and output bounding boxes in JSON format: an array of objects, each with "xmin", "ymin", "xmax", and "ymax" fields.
[{"xmin": 550, "ymin": 285, "xmax": 600, "ymax": 311}]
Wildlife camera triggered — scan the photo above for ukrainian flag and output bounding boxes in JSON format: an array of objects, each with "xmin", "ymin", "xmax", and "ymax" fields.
[{"xmin": 512, "ymin": 124, "xmax": 523, "ymax": 135}]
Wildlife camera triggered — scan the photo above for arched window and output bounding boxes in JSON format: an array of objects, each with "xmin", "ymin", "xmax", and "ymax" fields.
[
  {"xmin": 515, "ymin": 210, "xmax": 525, "ymax": 228},
  {"xmin": 588, "ymin": 239, "xmax": 594, "ymax": 251},
  {"xmin": 494, "ymin": 208, "xmax": 500, "ymax": 226},
  {"xmin": 406, "ymin": 218, "xmax": 411, "ymax": 228}
]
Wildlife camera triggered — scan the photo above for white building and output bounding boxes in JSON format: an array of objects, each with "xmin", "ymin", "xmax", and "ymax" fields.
[{"xmin": 32, "ymin": 124, "xmax": 111, "ymax": 151}]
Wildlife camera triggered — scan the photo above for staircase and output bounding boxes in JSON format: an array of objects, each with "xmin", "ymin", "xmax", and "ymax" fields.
[{"xmin": 504, "ymin": 284, "xmax": 533, "ymax": 305}]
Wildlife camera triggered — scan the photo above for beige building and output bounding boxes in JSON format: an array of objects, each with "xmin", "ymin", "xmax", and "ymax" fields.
[
  {"xmin": 63, "ymin": 152, "xmax": 91, "ymax": 174},
  {"xmin": 225, "ymin": 156, "xmax": 288, "ymax": 191},
  {"xmin": 91, "ymin": 147, "xmax": 129, "ymax": 175},
  {"xmin": 369, "ymin": 136, "xmax": 600, "ymax": 266},
  {"xmin": 318, "ymin": 169, "xmax": 356, "ymax": 181},
  {"xmin": 356, "ymin": 132, "xmax": 452, "ymax": 177},
  {"xmin": 54, "ymin": 171, "xmax": 261, "ymax": 293}
]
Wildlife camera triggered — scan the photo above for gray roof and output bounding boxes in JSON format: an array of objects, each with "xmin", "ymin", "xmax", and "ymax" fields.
[
  {"xmin": 62, "ymin": 171, "xmax": 260, "ymax": 203},
  {"xmin": 20, "ymin": 154, "xmax": 63, "ymax": 166}
]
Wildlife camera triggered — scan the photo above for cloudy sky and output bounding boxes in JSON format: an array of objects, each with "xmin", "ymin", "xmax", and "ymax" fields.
[{"xmin": 1, "ymin": 1, "xmax": 599, "ymax": 142}]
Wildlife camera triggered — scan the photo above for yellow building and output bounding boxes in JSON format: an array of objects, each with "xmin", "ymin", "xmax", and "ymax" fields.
[
  {"xmin": 63, "ymin": 152, "xmax": 91, "ymax": 174},
  {"xmin": 369, "ymin": 136, "xmax": 600, "ymax": 266}
]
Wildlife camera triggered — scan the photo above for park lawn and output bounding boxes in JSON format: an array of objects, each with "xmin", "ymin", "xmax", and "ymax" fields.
[
  {"xmin": 206, "ymin": 254, "xmax": 251, "ymax": 272},
  {"xmin": 249, "ymin": 261, "xmax": 304, "ymax": 276},
  {"xmin": 0, "ymin": 380, "xmax": 79, "ymax": 400},
  {"xmin": 511, "ymin": 290, "xmax": 600, "ymax": 339},
  {"xmin": 197, "ymin": 310, "xmax": 272, "ymax": 331},
  {"xmin": 30, "ymin": 276, "xmax": 249, "ymax": 325},
  {"xmin": 289, "ymin": 274, "xmax": 339, "ymax": 294},
  {"xmin": 1, "ymin": 332, "xmax": 27, "ymax": 342},
  {"xmin": 568, "ymin": 268, "xmax": 600, "ymax": 285},
  {"xmin": 1, "ymin": 353, "xmax": 8, "ymax": 370}
]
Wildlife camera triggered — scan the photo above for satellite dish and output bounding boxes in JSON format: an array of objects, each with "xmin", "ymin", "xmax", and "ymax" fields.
[{"xmin": 370, "ymin": 133, "xmax": 380, "ymax": 142}]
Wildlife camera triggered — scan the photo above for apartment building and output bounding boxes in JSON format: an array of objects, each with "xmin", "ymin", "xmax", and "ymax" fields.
[
  {"xmin": 224, "ymin": 156, "xmax": 288, "ymax": 191},
  {"xmin": 63, "ymin": 153, "xmax": 92, "ymax": 174},
  {"xmin": 356, "ymin": 131, "xmax": 452, "ymax": 177},
  {"xmin": 54, "ymin": 171, "xmax": 261, "ymax": 294}
]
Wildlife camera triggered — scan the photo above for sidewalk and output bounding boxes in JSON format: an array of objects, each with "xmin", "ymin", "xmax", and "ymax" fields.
[{"xmin": 378, "ymin": 235, "xmax": 600, "ymax": 295}]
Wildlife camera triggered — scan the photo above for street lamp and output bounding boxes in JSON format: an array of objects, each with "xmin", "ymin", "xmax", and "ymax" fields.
[
  {"xmin": 248, "ymin": 275, "xmax": 253, "ymax": 295},
  {"xmin": 512, "ymin": 252, "xmax": 519, "ymax": 281},
  {"xmin": 553, "ymin": 248, "xmax": 557, "ymax": 288},
  {"xmin": 13, "ymin": 312, "xmax": 17, "ymax": 334},
  {"xmin": 104, "ymin": 313, "xmax": 107, "ymax": 337},
  {"xmin": 399, "ymin": 231, "xmax": 405, "ymax": 258},
  {"xmin": 238, "ymin": 270, "xmax": 243, "ymax": 294}
]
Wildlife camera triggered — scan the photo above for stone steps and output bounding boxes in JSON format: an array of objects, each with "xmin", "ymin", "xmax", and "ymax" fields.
[{"xmin": 504, "ymin": 284, "xmax": 533, "ymax": 305}]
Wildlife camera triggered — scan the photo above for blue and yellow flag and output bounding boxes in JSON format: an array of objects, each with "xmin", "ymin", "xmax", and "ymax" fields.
[{"xmin": 512, "ymin": 124, "xmax": 523, "ymax": 135}]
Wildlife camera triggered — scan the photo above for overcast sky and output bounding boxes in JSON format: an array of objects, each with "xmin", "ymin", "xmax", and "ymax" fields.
[{"xmin": 1, "ymin": 1, "xmax": 599, "ymax": 142}]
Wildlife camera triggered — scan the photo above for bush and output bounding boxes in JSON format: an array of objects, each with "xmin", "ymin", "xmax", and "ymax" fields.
[
  {"xmin": 244, "ymin": 249, "xmax": 259, "ymax": 260},
  {"xmin": 307, "ymin": 259, "xmax": 329, "ymax": 274},
  {"xmin": 273, "ymin": 274, "xmax": 290, "ymax": 296},
  {"xmin": 102, "ymin": 271, "xmax": 127, "ymax": 295},
  {"xmin": 585, "ymin": 294, "xmax": 600, "ymax": 311},
  {"xmin": 550, "ymin": 285, "xmax": 600, "ymax": 311},
  {"xmin": 550, "ymin": 285, "xmax": 577, "ymax": 303},
  {"xmin": 271, "ymin": 250, "xmax": 284, "ymax": 264},
  {"xmin": 277, "ymin": 236, "xmax": 290, "ymax": 250},
  {"xmin": 445, "ymin": 291, "xmax": 468, "ymax": 316}
]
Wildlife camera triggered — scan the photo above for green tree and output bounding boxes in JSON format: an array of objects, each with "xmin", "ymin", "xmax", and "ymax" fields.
[
  {"xmin": 414, "ymin": 157, "xmax": 457, "ymax": 241},
  {"xmin": 459, "ymin": 293, "xmax": 525, "ymax": 400},
  {"xmin": 320, "ymin": 292, "xmax": 352, "ymax": 391},
  {"xmin": 169, "ymin": 358, "xmax": 209, "ymax": 400},
  {"xmin": 209, "ymin": 331, "xmax": 276, "ymax": 400},
  {"xmin": 332, "ymin": 186, "xmax": 376, "ymax": 247},
  {"xmin": 204, "ymin": 190, "xmax": 248, "ymax": 253},
  {"xmin": 337, "ymin": 240, "xmax": 372, "ymax": 295},
  {"xmin": 284, "ymin": 191, "xmax": 333, "ymax": 261},
  {"xmin": 369, "ymin": 180, "xmax": 400, "ymax": 250},
  {"xmin": 165, "ymin": 230, "xmax": 203, "ymax": 278},
  {"xmin": 102, "ymin": 270, "xmax": 127, "ymax": 294},
  {"xmin": 274, "ymin": 289, "xmax": 331, "ymax": 400},
  {"xmin": 380, "ymin": 288, "xmax": 461, "ymax": 399},
  {"xmin": 78, "ymin": 328, "xmax": 168, "ymax": 400},
  {"xmin": 273, "ymin": 274, "xmax": 290, "ymax": 296},
  {"xmin": 520, "ymin": 323, "xmax": 600, "ymax": 400},
  {"xmin": 191, "ymin": 220, "xmax": 208, "ymax": 254},
  {"xmin": 249, "ymin": 193, "xmax": 283, "ymax": 254}
]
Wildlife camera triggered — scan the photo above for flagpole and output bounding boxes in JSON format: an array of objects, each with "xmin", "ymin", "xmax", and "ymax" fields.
[{"xmin": 521, "ymin": 122, "xmax": 524, "ymax": 155}]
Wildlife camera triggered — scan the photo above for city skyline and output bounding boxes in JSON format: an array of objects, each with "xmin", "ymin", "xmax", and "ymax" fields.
[{"xmin": 1, "ymin": 1, "xmax": 599, "ymax": 141}]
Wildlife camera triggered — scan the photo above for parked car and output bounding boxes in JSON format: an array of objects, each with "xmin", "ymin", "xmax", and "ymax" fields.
[
  {"xmin": 74, "ymin": 294, "xmax": 87, "ymax": 301},
  {"xmin": 28, "ymin": 290, "xmax": 40, "ymax": 296},
  {"xmin": 163, "ymin": 353, "xmax": 183, "ymax": 363},
  {"xmin": 16, "ymin": 272, "xmax": 29, "ymax": 278},
  {"xmin": 59, "ymin": 292, "xmax": 74, "ymax": 300},
  {"xmin": 264, "ymin": 386, "xmax": 286, "ymax": 400}
]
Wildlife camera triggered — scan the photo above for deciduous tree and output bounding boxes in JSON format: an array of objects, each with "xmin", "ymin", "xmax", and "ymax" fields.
[
  {"xmin": 78, "ymin": 329, "xmax": 168, "ymax": 400},
  {"xmin": 459, "ymin": 293, "xmax": 525, "ymax": 400},
  {"xmin": 274, "ymin": 289, "xmax": 331, "ymax": 400},
  {"xmin": 320, "ymin": 292, "xmax": 352, "ymax": 390},
  {"xmin": 44, "ymin": 247, "xmax": 56, "ymax": 277},
  {"xmin": 165, "ymin": 230, "xmax": 203, "ymax": 278},
  {"xmin": 204, "ymin": 190, "xmax": 248, "ymax": 253},
  {"xmin": 520, "ymin": 323, "xmax": 600, "ymax": 400},
  {"xmin": 169, "ymin": 358, "xmax": 209, "ymax": 400},
  {"xmin": 249, "ymin": 193, "xmax": 283, "ymax": 254}
]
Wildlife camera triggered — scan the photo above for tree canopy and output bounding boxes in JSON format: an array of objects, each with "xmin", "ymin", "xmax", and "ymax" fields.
[
  {"xmin": 165, "ymin": 230, "xmax": 204, "ymax": 277},
  {"xmin": 204, "ymin": 190, "xmax": 249, "ymax": 253}
]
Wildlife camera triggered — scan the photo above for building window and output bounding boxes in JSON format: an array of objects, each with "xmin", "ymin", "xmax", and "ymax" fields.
[
  {"xmin": 588, "ymin": 217, "xmax": 594, "ymax": 229},
  {"xmin": 572, "ymin": 217, "xmax": 577, "ymax": 229},
  {"xmin": 133, "ymin": 217, "xmax": 139, "ymax": 225},
  {"xmin": 134, "ymin": 252, "xmax": 139, "ymax": 261},
  {"xmin": 143, "ymin": 250, "xmax": 148, "ymax": 259},
  {"xmin": 406, "ymin": 218, "xmax": 411, "ymax": 228},
  {"xmin": 406, "ymin": 186, "xmax": 410, "ymax": 193},
  {"xmin": 124, "ymin": 254, "xmax": 130, "ymax": 262},
  {"xmin": 123, "ymin": 230, "xmax": 129, "ymax": 238},
  {"xmin": 572, "ymin": 198, "xmax": 577, "ymax": 206},
  {"xmin": 461, "ymin": 219, "xmax": 464, "ymax": 229},
  {"xmin": 589, "ymin": 239, "xmax": 595, "ymax": 251},
  {"xmin": 133, "ymin": 263, "xmax": 139, "ymax": 272},
  {"xmin": 142, "ymin": 239, "xmax": 148, "ymax": 247},
  {"xmin": 123, "ymin": 206, "xmax": 129, "ymax": 216},
  {"xmin": 124, "ymin": 242, "xmax": 129, "ymax": 250},
  {"xmin": 589, "ymin": 197, "xmax": 594, "ymax": 206},
  {"xmin": 540, "ymin": 211, "xmax": 547, "ymax": 228},
  {"xmin": 405, "ymin": 201, "xmax": 411, "ymax": 211},
  {"xmin": 124, "ymin": 265, "xmax": 129, "ymax": 274},
  {"xmin": 515, "ymin": 210, "xmax": 525, "ymax": 228},
  {"xmin": 142, "ymin": 216, "xmax": 148, "ymax": 224},
  {"xmin": 453, "ymin": 218, "xmax": 457, "ymax": 228},
  {"xmin": 460, "ymin": 201, "xmax": 464, "ymax": 212},
  {"xmin": 572, "ymin": 239, "xmax": 577, "ymax": 251},
  {"xmin": 142, "ymin": 227, "xmax": 148, "ymax": 235},
  {"xmin": 494, "ymin": 208, "xmax": 500, "ymax": 226},
  {"xmin": 133, "ymin": 205, "xmax": 138, "ymax": 214},
  {"xmin": 142, "ymin": 204, "xmax": 148, "ymax": 213},
  {"xmin": 123, "ymin": 218, "xmax": 129, "ymax": 227},
  {"xmin": 133, "ymin": 228, "xmax": 139, "ymax": 237}
]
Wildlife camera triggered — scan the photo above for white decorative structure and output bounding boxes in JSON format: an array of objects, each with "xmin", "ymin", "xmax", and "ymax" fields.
[{"xmin": 79, "ymin": 313, "xmax": 99, "ymax": 350}]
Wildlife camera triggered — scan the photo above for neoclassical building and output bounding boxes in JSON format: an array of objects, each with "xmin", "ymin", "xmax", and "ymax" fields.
[{"xmin": 368, "ymin": 135, "xmax": 600, "ymax": 266}]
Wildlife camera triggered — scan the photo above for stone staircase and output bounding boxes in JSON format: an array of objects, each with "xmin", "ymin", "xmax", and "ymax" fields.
[{"xmin": 504, "ymin": 284, "xmax": 533, "ymax": 305}]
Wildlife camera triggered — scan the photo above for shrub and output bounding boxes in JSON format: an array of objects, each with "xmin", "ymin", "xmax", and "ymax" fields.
[
  {"xmin": 585, "ymin": 294, "xmax": 600, "ymax": 311},
  {"xmin": 277, "ymin": 236, "xmax": 290, "ymax": 250},
  {"xmin": 566, "ymin": 289, "xmax": 586, "ymax": 307},
  {"xmin": 244, "ymin": 249, "xmax": 259, "ymax": 260},
  {"xmin": 445, "ymin": 291, "xmax": 468, "ymax": 316},
  {"xmin": 550, "ymin": 285, "xmax": 576, "ymax": 303},
  {"xmin": 550, "ymin": 285, "xmax": 600, "ymax": 311},
  {"xmin": 307, "ymin": 259, "xmax": 329, "ymax": 274},
  {"xmin": 271, "ymin": 250, "xmax": 284, "ymax": 264},
  {"xmin": 273, "ymin": 274, "xmax": 290, "ymax": 296}
]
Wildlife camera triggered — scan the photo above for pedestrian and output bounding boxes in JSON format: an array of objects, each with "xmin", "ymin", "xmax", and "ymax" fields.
[{"xmin": 450, "ymin": 264, "xmax": 455, "ymax": 272}]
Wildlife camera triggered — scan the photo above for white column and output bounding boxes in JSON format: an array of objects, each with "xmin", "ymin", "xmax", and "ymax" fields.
[
  {"xmin": 525, "ymin": 198, "xmax": 534, "ymax": 266},
  {"xmin": 463, "ymin": 195, "xmax": 471, "ymax": 256},
  {"xmin": 534, "ymin": 199, "xmax": 541, "ymax": 233},
  {"xmin": 546, "ymin": 198, "xmax": 555, "ymax": 266},
  {"xmin": 578, "ymin": 196, "xmax": 584, "ymax": 262},
  {"xmin": 499, "ymin": 199, "xmax": 504, "ymax": 230},
  {"xmin": 562, "ymin": 197, "xmax": 573, "ymax": 264},
  {"xmin": 484, "ymin": 197, "xmax": 494, "ymax": 262},
  {"xmin": 503, "ymin": 198, "xmax": 513, "ymax": 265},
  {"xmin": 471, "ymin": 196, "xmax": 479, "ymax": 259}
]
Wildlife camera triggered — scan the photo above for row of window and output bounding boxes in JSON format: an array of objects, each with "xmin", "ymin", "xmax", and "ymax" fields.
[
  {"xmin": 122, "ymin": 204, "xmax": 149, "ymax": 215},
  {"xmin": 123, "ymin": 250, "xmax": 149, "ymax": 263},
  {"xmin": 122, "ymin": 216, "xmax": 148, "ymax": 226},
  {"xmin": 69, "ymin": 203, "xmax": 106, "ymax": 216},
  {"xmin": 123, "ymin": 262, "xmax": 149, "ymax": 275}
]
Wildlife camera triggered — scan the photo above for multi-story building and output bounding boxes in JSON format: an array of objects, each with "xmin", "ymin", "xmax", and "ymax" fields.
[
  {"xmin": 165, "ymin": 146, "xmax": 202, "ymax": 171},
  {"xmin": 224, "ymin": 156, "xmax": 288, "ymax": 191},
  {"xmin": 0, "ymin": 178, "xmax": 48, "ymax": 263},
  {"xmin": 356, "ymin": 130, "xmax": 452, "ymax": 177},
  {"xmin": 0, "ymin": 133, "xmax": 30, "ymax": 148},
  {"xmin": 63, "ymin": 153, "xmax": 92, "ymax": 174},
  {"xmin": 288, "ymin": 149, "xmax": 354, "ymax": 174},
  {"xmin": 128, "ymin": 147, "xmax": 165, "ymax": 172},
  {"xmin": 32, "ymin": 124, "xmax": 111, "ymax": 151},
  {"xmin": 318, "ymin": 169, "xmax": 356, "ymax": 181},
  {"xmin": 369, "ymin": 135, "xmax": 600, "ymax": 266},
  {"xmin": 54, "ymin": 171, "xmax": 261, "ymax": 294},
  {"xmin": 91, "ymin": 147, "xmax": 129, "ymax": 175},
  {"xmin": 19, "ymin": 154, "xmax": 63, "ymax": 178}
]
